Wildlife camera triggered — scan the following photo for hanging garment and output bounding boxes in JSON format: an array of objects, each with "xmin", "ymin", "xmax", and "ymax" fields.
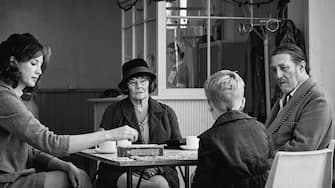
[
  {"xmin": 275, "ymin": 19, "xmax": 305, "ymax": 52},
  {"xmin": 277, "ymin": 0, "xmax": 290, "ymax": 19},
  {"xmin": 248, "ymin": 27, "xmax": 267, "ymax": 123}
]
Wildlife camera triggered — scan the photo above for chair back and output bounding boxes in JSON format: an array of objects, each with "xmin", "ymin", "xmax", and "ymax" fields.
[
  {"xmin": 328, "ymin": 139, "xmax": 335, "ymax": 187},
  {"xmin": 265, "ymin": 149, "xmax": 333, "ymax": 188},
  {"xmin": 328, "ymin": 139, "xmax": 335, "ymax": 152}
]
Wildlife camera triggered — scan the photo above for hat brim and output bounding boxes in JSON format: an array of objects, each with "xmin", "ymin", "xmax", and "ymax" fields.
[{"xmin": 118, "ymin": 68, "xmax": 156, "ymax": 90}]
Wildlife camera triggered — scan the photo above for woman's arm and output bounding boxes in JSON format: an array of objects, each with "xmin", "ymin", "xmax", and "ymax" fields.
[
  {"xmin": 68, "ymin": 126, "xmax": 138, "ymax": 153},
  {"xmin": 1, "ymin": 91, "xmax": 137, "ymax": 154}
]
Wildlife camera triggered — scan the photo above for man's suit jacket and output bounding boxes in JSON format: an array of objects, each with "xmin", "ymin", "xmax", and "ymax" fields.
[{"xmin": 265, "ymin": 78, "xmax": 334, "ymax": 151}]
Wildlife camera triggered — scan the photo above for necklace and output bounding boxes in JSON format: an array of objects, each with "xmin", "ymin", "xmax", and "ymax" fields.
[
  {"xmin": 132, "ymin": 101, "xmax": 149, "ymax": 126},
  {"xmin": 135, "ymin": 108, "xmax": 148, "ymax": 126},
  {"xmin": 138, "ymin": 113, "xmax": 148, "ymax": 127}
]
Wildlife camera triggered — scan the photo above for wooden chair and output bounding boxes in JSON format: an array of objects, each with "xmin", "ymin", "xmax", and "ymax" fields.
[{"xmin": 265, "ymin": 149, "xmax": 333, "ymax": 188}]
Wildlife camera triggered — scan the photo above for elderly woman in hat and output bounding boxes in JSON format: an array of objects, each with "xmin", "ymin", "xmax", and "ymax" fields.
[
  {"xmin": 0, "ymin": 33, "xmax": 138, "ymax": 188},
  {"xmin": 96, "ymin": 58, "xmax": 182, "ymax": 188}
]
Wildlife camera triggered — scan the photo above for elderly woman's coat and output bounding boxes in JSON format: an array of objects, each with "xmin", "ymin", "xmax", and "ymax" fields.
[{"xmin": 96, "ymin": 97, "xmax": 182, "ymax": 188}]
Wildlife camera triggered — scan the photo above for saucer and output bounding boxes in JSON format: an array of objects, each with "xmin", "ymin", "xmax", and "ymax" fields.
[
  {"xmin": 94, "ymin": 148, "xmax": 116, "ymax": 154},
  {"xmin": 180, "ymin": 145, "xmax": 198, "ymax": 150}
]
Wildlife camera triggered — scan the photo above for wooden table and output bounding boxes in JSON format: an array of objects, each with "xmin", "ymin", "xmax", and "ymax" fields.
[{"xmin": 77, "ymin": 149, "xmax": 198, "ymax": 188}]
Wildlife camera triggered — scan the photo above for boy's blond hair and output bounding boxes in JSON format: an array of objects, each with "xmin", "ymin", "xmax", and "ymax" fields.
[{"xmin": 204, "ymin": 70, "xmax": 245, "ymax": 112}]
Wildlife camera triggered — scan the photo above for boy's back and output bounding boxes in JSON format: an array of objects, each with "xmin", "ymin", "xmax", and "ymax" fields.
[{"xmin": 192, "ymin": 110, "xmax": 273, "ymax": 188}]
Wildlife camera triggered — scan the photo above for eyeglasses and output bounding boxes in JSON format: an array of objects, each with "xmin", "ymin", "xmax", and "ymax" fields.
[{"xmin": 127, "ymin": 78, "xmax": 149, "ymax": 87}]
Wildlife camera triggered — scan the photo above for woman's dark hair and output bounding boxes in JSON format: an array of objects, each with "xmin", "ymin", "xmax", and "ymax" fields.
[
  {"xmin": 0, "ymin": 33, "xmax": 50, "ymax": 88},
  {"xmin": 272, "ymin": 43, "xmax": 310, "ymax": 75},
  {"xmin": 22, "ymin": 46, "xmax": 51, "ymax": 100},
  {"xmin": 121, "ymin": 73, "xmax": 157, "ymax": 95}
]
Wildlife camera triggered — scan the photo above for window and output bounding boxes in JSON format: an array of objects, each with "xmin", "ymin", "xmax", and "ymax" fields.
[
  {"xmin": 121, "ymin": 0, "xmax": 277, "ymax": 106},
  {"xmin": 122, "ymin": 0, "xmax": 157, "ymax": 75}
]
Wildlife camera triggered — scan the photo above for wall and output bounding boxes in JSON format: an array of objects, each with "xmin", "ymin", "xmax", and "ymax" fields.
[
  {"xmin": 288, "ymin": 0, "xmax": 335, "ymax": 116},
  {"xmin": 35, "ymin": 90, "xmax": 102, "ymax": 134},
  {"xmin": 0, "ymin": 0, "xmax": 122, "ymax": 89},
  {"xmin": 288, "ymin": 0, "xmax": 308, "ymax": 52},
  {"xmin": 288, "ymin": 0, "xmax": 309, "ymax": 63},
  {"xmin": 0, "ymin": 1, "xmax": 123, "ymax": 170},
  {"xmin": 307, "ymin": 0, "xmax": 335, "ymax": 115},
  {"xmin": 288, "ymin": 0, "xmax": 307, "ymax": 35}
]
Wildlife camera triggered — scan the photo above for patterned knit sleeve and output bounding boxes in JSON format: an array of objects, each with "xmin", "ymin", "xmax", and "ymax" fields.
[{"xmin": 0, "ymin": 90, "xmax": 69, "ymax": 156}]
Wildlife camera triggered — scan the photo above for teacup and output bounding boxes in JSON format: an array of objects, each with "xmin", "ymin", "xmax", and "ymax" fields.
[
  {"xmin": 97, "ymin": 141, "xmax": 116, "ymax": 152},
  {"xmin": 117, "ymin": 139, "xmax": 132, "ymax": 146},
  {"xmin": 186, "ymin": 136, "xmax": 199, "ymax": 149}
]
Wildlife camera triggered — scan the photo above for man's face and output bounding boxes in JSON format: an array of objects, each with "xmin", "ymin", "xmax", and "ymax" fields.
[
  {"xmin": 167, "ymin": 48, "xmax": 177, "ymax": 62},
  {"xmin": 270, "ymin": 54, "xmax": 305, "ymax": 94}
]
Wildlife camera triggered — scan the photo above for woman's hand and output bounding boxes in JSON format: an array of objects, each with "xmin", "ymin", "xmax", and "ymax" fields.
[
  {"xmin": 66, "ymin": 162, "xmax": 92, "ymax": 188},
  {"xmin": 106, "ymin": 125, "xmax": 138, "ymax": 142}
]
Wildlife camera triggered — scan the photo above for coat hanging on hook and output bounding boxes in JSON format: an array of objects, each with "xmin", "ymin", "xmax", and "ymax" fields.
[{"xmin": 275, "ymin": 19, "xmax": 305, "ymax": 52}]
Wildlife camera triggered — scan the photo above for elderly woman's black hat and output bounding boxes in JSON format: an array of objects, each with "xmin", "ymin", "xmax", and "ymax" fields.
[{"xmin": 118, "ymin": 58, "xmax": 156, "ymax": 90}]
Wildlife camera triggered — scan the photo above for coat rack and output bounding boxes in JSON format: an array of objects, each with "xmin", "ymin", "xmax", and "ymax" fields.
[{"xmin": 238, "ymin": 17, "xmax": 280, "ymax": 116}]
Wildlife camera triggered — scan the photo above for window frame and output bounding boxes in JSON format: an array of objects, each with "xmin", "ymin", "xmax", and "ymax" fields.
[
  {"xmin": 157, "ymin": 1, "xmax": 210, "ymax": 98},
  {"xmin": 120, "ymin": 0, "xmax": 272, "ymax": 105}
]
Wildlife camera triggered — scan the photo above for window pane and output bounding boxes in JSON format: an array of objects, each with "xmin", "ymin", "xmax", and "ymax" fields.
[
  {"xmin": 166, "ymin": 0, "xmax": 208, "ymax": 17},
  {"xmin": 135, "ymin": 0, "xmax": 144, "ymax": 24},
  {"xmin": 210, "ymin": 19, "xmax": 249, "ymax": 77},
  {"xmin": 211, "ymin": 0, "xmax": 277, "ymax": 18},
  {"xmin": 124, "ymin": 9, "xmax": 133, "ymax": 28},
  {"xmin": 249, "ymin": 1, "xmax": 277, "ymax": 17},
  {"xmin": 124, "ymin": 28, "xmax": 132, "ymax": 61},
  {"xmin": 147, "ymin": 0, "xmax": 156, "ymax": 19},
  {"xmin": 146, "ymin": 20, "xmax": 157, "ymax": 76},
  {"xmin": 147, "ymin": 19, "xmax": 157, "ymax": 95},
  {"xmin": 211, "ymin": 19, "xmax": 249, "ymax": 41},
  {"xmin": 135, "ymin": 24, "xmax": 144, "ymax": 58},
  {"xmin": 211, "ymin": 0, "xmax": 245, "ymax": 17},
  {"xmin": 209, "ymin": 18, "xmax": 269, "ymax": 122},
  {"xmin": 166, "ymin": 18, "xmax": 207, "ymax": 88}
]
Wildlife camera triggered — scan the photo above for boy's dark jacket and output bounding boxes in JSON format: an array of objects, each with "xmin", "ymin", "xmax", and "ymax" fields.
[{"xmin": 192, "ymin": 110, "xmax": 273, "ymax": 188}]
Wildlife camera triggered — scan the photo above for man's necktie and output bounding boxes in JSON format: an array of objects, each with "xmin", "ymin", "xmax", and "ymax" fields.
[
  {"xmin": 280, "ymin": 94, "xmax": 291, "ymax": 110},
  {"xmin": 282, "ymin": 94, "xmax": 292, "ymax": 107}
]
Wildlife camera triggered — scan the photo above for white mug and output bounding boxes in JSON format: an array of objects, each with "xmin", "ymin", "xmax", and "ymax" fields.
[
  {"xmin": 186, "ymin": 136, "xmax": 199, "ymax": 148},
  {"xmin": 117, "ymin": 139, "xmax": 132, "ymax": 146},
  {"xmin": 97, "ymin": 141, "xmax": 116, "ymax": 152}
]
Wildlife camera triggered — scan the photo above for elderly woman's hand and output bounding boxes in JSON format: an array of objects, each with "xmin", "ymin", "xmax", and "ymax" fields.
[{"xmin": 106, "ymin": 125, "xmax": 138, "ymax": 142}]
